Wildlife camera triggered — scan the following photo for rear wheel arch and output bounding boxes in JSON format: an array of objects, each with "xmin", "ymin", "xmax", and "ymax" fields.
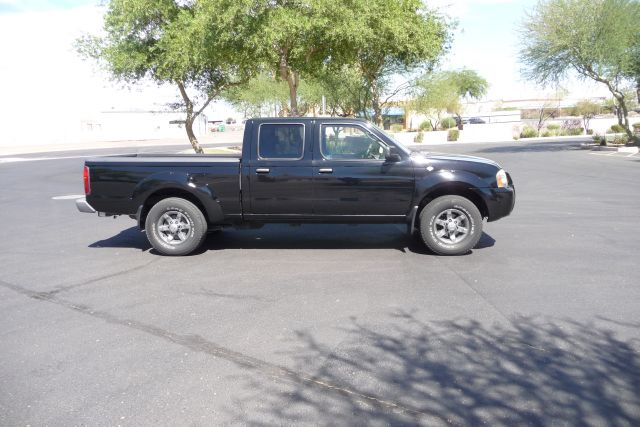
[{"xmin": 139, "ymin": 188, "xmax": 209, "ymax": 230}]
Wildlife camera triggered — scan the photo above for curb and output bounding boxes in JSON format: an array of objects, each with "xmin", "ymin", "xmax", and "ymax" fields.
[{"xmin": 580, "ymin": 143, "xmax": 639, "ymax": 154}]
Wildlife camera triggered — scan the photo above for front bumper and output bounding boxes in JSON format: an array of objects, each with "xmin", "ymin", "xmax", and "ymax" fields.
[
  {"xmin": 76, "ymin": 197, "xmax": 96, "ymax": 213},
  {"xmin": 484, "ymin": 185, "xmax": 515, "ymax": 222}
]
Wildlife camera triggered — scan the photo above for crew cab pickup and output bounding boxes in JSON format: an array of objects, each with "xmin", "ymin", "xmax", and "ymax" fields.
[{"xmin": 77, "ymin": 118, "xmax": 514, "ymax": 255}]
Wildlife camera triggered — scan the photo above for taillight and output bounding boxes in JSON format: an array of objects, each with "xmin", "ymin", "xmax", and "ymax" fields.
[{"xmin": 83, "ymin": 166, "xmax": 91, "ymax": 195}]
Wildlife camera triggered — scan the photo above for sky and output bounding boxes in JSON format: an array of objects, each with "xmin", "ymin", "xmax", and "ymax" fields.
[{"xmin": 0, "ymin": 0, "xmax": 610, "ymax": 144}]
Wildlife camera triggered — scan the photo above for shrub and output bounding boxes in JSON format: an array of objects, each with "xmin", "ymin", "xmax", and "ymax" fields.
[
  {"xmin": 587, "ymin": 129, "xmax": 594, "ymax": 135},
  {"xmin": 447, "ymin": 129, "xmax": 459, "ymax": 141},
  {"xmin": 520, "ymin": 126, "xmax": 538, "ymax": 138},
  {"xmin": 547, "ymin": 123, "xmax": 561, "ymax": 130},
  {"xmin": 567, "ymin": 127, "xmax": 584, "ymax": 136},
  {"xmin": 562, "ymin": 119, "xmax": 582, "ymax": 133},
  {"xmin": 612, "ymin": 134, "xmax": 629, "ymax": 145},
  {"xmin": 419, "ymin": 121, "xmax": 433, "ymax": 131},
  {"xmin": 414, "ymin": 132, "xmax": 424, "ymax": 143},
  {"xmin": 609, "ymin": 124, "xmax": 625, "ymax": 133},
  {"xmin": 390, "ymin": 124, "xmax": 403, "ymax": 133},
  {"xmin": 541, "ymin": 130, "xmax": 552, "ymax": 137},
  {"xmin": 440, "ymin": 117, "xmax": 457, "ymax": 130}
]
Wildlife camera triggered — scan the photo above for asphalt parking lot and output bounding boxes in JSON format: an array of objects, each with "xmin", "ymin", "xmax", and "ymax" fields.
[{"xmin": 1, "ymin": 140, "xmax": 639, "ymax": 425}]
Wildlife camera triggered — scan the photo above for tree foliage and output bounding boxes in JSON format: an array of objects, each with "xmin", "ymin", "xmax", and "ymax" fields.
[
  {"xmin": 242, "ymin": 0, "xmax": 451, "ymax": 122},
  {"xmin": 519, "ymin": 0, "xmax": 640, "ymax": 140},
  {"xmin": 77, "ymin": 0, "xmax": 257, "ymax": 153},
  {"xmin": 324, "ymin": 0, "xmax": 451, "ymax": 125},
  {"xmin": 443, "ymin": 68, "xmax": 489, "ymax": 101},
  {"xmin": 247, "ymin": 0, "xmax": 334, "ymax": 116},
  {"xmin": 224, "ymin": 73, "xmax": 289, "ymax": 118},
  {"xmin": 412, "ymin": 69, "xmax": 488, "ymax": 130}
]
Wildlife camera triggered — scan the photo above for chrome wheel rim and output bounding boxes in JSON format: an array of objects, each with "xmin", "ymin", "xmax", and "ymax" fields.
[
  {"xmin": 433, "ymin": 208, "xmax": 470, "ymax": 244},
  {"xmin": 156, "ymin": 211, "xmax": 191, "ymax": 245}
]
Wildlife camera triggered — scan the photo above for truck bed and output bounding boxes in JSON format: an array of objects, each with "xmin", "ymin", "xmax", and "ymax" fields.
[{"xmin": 85, "ymin": 154, "xmax": 242, "ymax": 220}]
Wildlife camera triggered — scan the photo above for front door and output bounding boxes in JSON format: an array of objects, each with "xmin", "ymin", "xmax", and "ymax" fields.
[
  {"xmin": 247, "ymin": 122, "xmax": 314, "ymax": 216},
  {"xmin": 312, "ymin": 123, "xmax": 414, "ymax": 217}
]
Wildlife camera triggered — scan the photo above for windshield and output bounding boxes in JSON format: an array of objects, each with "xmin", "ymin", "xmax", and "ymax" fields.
[{"xmin": 369, "ymin": 123, "xmax": 413, "ymax": 156}]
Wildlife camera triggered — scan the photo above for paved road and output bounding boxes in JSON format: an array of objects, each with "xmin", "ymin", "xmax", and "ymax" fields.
[{"xmin": 1, "ymin": 140, "xmax": 639, "ymax": 425}]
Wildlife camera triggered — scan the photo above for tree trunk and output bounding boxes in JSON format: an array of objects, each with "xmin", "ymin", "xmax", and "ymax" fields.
[
  {"xmin": 370, "ymin": 80, "xmax": 383, "ymax": 127},
  {"xmin": 185, "ymin": 116, "xmax": 204, "ymax": 154},
  {"xmin": 583, "ymin": 117, "xmax": 589, "ymax": 135},
  {"xmin": 613, "ymin": 92, "xmax": 633, "ymax": 141},
  {"xmin": 286, "ymin": 71, "xmax": 299, "ymax": 116},
  {"xmin": 176, "ymin": 81, "xmax": 205, "ymax": 154},
  {"xmin": 636, "ymin": 79, "xmax": 640, "ymax": 104},
  {"xmin": 278, "ymin": 52, "xmax": 299, "ymax": 117}
]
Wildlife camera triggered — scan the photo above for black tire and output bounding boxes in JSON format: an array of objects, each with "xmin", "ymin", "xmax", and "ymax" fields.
[
  {"xmin": 145, "ymin": 197, "xmax": 207, "ymax": 256},
  {"xmin": 419, "ymin": 195, "xmax": 483, "ymax": 255}
]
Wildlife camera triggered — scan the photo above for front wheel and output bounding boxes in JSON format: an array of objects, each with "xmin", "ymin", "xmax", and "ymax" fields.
[
  {"xmin": 419, "ymin": 195, "xmax": 483, "ymax": 255},
  {"xmin": 145, "ymin": 197, "xmax": 207, "ymax": 256}
]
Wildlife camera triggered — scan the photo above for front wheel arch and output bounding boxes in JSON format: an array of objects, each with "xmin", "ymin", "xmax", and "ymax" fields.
[
  {"xmin": 415, "ymin": 184, "xmax": 488, "ymax": 230},
  {"xmin": 418, "ymin": 195, "xmax": 484, "ymax": 255}
]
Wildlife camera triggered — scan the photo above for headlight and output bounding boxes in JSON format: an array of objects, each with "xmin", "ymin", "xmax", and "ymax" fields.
[{"xmin": 496, "ymin": 169, "xmax": 509, "ymax": 188}]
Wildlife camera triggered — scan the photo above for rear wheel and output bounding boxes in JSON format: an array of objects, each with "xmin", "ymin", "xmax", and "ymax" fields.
[
  {"xmin": 419, "ymin": 195, "xmax": 483, "ymax": 255},
  {"xmin": 145, "ymin": 197, "xmax": 207, "ymax": 256}
]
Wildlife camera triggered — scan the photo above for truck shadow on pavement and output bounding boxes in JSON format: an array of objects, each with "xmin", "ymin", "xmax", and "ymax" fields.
[
  {"xmin": 88, "ymin": 224, "xmax": 495, "ymax": 255},
  {"xmin": 199, "ymin": 224, "xmax": 495, "ymax": 255},
  {"xmin": 472, "ymin": 140, "xmax": 584, "ymax": 154},
  {"xmin": 89, "ymin": 226, "xmax": 152, "ymax": 251},
  {"xmin": 226, "ymin": 312, "xmax": 640, "ymax": 425}
]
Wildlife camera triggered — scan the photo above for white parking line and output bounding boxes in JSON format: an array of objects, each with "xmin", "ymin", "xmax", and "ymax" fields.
[
  {"xmin": 588, "ymin": 151, "xmax": 638, "ymax": 159},
  {"xmin": 0, "ymin": 153, "xmax": 137, "ymax": 163},
  {"xmin": 588, "ymin": 152, "xmax": 617, "ymax": 156},
  {"xmin": 51, "ymin": 195, "xmax": 85, "ymax": 200}
]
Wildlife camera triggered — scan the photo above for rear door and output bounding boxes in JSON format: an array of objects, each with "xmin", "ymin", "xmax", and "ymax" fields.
[
  {"xmin": 312, "ymin": 122, "xmax": 414, "ymax": 217},
  {"xmin": 246, "ymin": 121, "xmax": 314, "ymax": 217}
]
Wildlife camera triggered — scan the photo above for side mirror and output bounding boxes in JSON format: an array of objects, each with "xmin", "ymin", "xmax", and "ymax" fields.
[{"xmin": 385, "ymin": 147, "xmax": 402, "ymax": 162}]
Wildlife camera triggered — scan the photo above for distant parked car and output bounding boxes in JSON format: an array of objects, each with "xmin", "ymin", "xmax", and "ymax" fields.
[{"xmin": 463, "ymin": 117, "xmax": 486, "ymax": 124}]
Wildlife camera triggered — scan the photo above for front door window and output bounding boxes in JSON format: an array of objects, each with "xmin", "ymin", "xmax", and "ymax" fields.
[{"xmin": 321, "ymin": 125, "xmax": 389, "ymax": 161}]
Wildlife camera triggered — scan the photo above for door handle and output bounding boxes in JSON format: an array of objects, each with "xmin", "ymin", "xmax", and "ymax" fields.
[
  {"xmin": 256, "ymin": 168, "xmax": 270, "ymax": 174},
  {"xmin": 318, "ymin": 168, "xmax": 333, "ymax": 174}
]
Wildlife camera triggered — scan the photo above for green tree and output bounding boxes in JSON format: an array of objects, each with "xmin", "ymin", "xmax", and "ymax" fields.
[
  {"xmin": 224, "ymin": 73, "xmax": 289, "ymax": 118},
  {"xmin": 77, "ymin": 0, "xmax": 256, "ymax": 153},
  {"xmin": 575, "ymin": 100, "xmax": 601, "ymax": 134},
  {"xmin": 412, "ymin": 73, "xmax": 461, "ymax": 131},
  {"xmin": 441, "ymin": 68, "xmax": 488, "ymax": 126},
  {"xmin": 329, "ymin": 0, "xmax": 451, "ymax": 126},
  {"xmin": 519, "ymin": 0, "xmax": 640, "ymax": 141},
  {"xmin": 309, "ymin": 65, "xmax": 371, "ymax": 117},
  {"xmin": 412, "ymin": 70, "xmax": 488, "ymax": 130},
  {"xmin": 247, "ymin": 0, "xmax": 335, "ymax": 117}
]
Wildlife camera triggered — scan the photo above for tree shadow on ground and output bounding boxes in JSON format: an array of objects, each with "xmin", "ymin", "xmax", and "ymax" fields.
[
  {"xmin": 88, "ymin": 224, "xmax": 495, "ymax": 255},
  {"xmin": 227, "ymin": 313, "xmax": 640, "ymax": 425}
]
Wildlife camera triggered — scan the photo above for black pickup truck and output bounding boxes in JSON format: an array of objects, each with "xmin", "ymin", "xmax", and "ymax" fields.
[{"xmin": 77, "ymin": 118, "xmax": 514, "ymax": 255}]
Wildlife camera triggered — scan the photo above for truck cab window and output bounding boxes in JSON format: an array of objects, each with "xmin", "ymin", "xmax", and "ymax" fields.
[
  {"xmin": 321, "ymin": 124, "xmax": 388, "ymax": 160},
  {"xmin": 258, "ymin": 124, "xmax": 304, "ymax": 160}
]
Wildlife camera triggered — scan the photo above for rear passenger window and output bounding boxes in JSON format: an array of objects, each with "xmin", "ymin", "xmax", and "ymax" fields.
[{"xmin": 258, "ymin": 124, "xmax": 304, "ymax": 159}]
